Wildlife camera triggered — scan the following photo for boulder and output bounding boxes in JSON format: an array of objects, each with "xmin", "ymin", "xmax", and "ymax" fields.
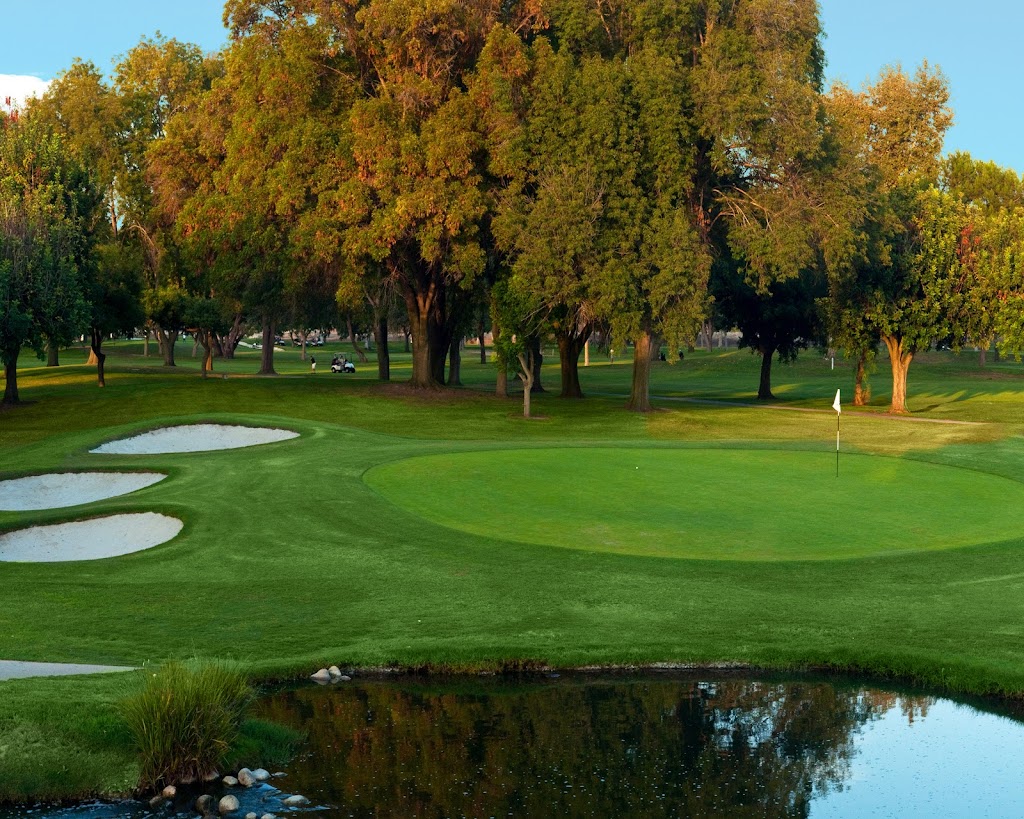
[
  {"xmin": 246, "ymin": 814, "xmax": 258, "ymax": 819},
  {"xmin": 281, "ymin": 795, "xmax": 310, "ymax": 806},
  {"xmin": 260, "ymin": 815, "xmax": 277, "ymax": 819},
  {"xmin": 340, "ymin": 675, "xmax": 352, "ymax": 681},
  {"xmin": 161, "ymin": 785, "xmax": 177, "ymax": 799},
  {"xmin": 327, "ymin": 665, "xmax": 342, "ymax": 679},
  {"xmin": 237, "ymin": 768, "xmax": 256, "ymax": 787},
  {"xmin": 310, "ymin": 668, "xmax": 331, "ymax": 683},
  {"xmin": 252, "ymin": 768, "xmax": 271, "ymax": 782},
  {"xmin": 218, "ymin": 794, "xmax": 240, "ymax": 814},
  {"xmin": 195, "ymin": 794, "xmax": 215, "ymax": 815},
  {"xmin": 222, "ymin": 776, "xmax": 239, "ymax": 787},
  {"xmin": 272, "ymin": 772, "xmax": 286, "ymax": 778},
  {"xmin": 148, "ymin": 796, "xmax": 164, "ymax": 809},
  {"xmin": 204, "ymin": 770, "xmax": 220, "ymax": 782}
]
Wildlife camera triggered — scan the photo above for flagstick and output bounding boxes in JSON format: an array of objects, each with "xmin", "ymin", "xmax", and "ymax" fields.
[{"xmin": 836, "ymin": 411, "xmax": 840, "ymax": 478}]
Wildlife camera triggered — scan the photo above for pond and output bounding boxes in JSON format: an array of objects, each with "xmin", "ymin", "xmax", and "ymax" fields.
[{"xmin": 6, "ymin": 671, "xmax": 1024, "ymax": 817}]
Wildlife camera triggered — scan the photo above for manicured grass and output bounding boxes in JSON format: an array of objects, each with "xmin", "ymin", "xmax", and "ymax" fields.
[
  {"xmin": 366, "ymin": 447, "xmax": 1024, "ymax": 560},
  {"xmin": 3, "ymin": 341, "xmax": 1024, "ymax": 801}
]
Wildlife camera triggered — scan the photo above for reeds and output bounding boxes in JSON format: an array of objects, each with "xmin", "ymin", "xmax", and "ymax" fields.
[{"xmin": 120, "ymin": 662, "xmax": 252, "ymax": 789}]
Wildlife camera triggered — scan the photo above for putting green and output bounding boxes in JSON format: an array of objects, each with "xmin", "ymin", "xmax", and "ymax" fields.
[{"xmin": 365, "ymin": 447, "xmax": 1024, "ymax": 560}]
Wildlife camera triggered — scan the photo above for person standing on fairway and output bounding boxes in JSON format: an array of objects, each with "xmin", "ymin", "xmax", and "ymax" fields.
[{"xmin": 311, "ymin": 355, "xmax": 316, "ymax": 375}]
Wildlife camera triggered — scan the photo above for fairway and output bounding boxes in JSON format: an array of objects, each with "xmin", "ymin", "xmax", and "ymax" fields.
[{"xmin": 365, "ymin": 447, "xmax": 1024, "ymax": 560}]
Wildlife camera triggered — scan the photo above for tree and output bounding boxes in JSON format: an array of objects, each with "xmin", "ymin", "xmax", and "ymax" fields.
[
  {"xmin": 824, "ymin": 63, "xmax": 954, "ymax": 410},
  {"xmin": 0, "ymin": 114, "xmax": 95, "ymax": 404},
  {"xmin": 715, "ymin": 266, "xmax": 824, "ymax": 400},
  {"xmin": 225, "ymin": 0, "xmax": 546, "ymax": 389},
  {"xmin": 862, "ymin": 187, "xmax": 972, "ymax": 413}
]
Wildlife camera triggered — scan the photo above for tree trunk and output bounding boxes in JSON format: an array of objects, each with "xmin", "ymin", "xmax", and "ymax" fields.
[
  {"xmin": 517, "ymin": 351, "xmax": 534, "ymax": 418},
  {"xmin": 375, "ymin": 317, "xmax": 390, "ymax": 381},
  {"xmin": 556, "ymin": 328, "xmax": 587, "ymax": 399},
  {"xmin": 447, "ymin": 335, "xmax": 463, "ymax": 386},
  {"xmin": 406, "ymin": 300, "xmax": 439, "ymax": 389},
  {"xmin": 3, "ymin": 357, "xmax": 19, "ymax": 404},
  {"xmin": 196, "ymin": 330, "xmax": 214, "ymax": 379},
  {"xmin": 478, "ymin": 321, "xmax": 487, "ymax": 364},
  {"xmin": 626, "ymin": 330, "xmax": 654, "ymax": 412},
  {"xmin": 143, "ymin": 326, "xmax": 150, "ymax": 358},
  {"xmin": 347, "ymin": 317, "xmax": 368, "ymax": 363},
  {"xmin": 883, "ymin": 335, "xmax": 913, "ymax": 414},
  {"xmin": 192, "ymin": 336, "xmax": 199, "ymax": 358},
  {"xmin": 90, "ymin": 328, "xmax": 107, "ymax": 388},
  {"xmin": 87, "ymin": 346, "xmax": 98, "ymax": 365},
  {"xmin": 259, "ymin": 317, "xmax": 276, "ymax": 375},
  {"xmin": 702, "ymin": 319, "xmax": 714, "ymax": 352},
  {"xmin": 758, "ymin": 346, "xmax": 776, "ymax": 400},
  {"xmin": 979, "ymin": 346, "xmax": 987, "ymax": 367},
  {"xmin": 218, "ymin": 313, "xmax": 244, "ymax": 360},
  {"xmin": 527, "ymin": 335, "xmax": 544, "ymax": 393},
  {"xmin": 46, "ymin": 339, "xmax": 59, "ymax": 367},
  {"xmin": 158, "ymin": 328, "xmax": 178, "ymax": 366},
  {"xmin": 853, "ymin": 353, "xmax": 871, "ymax": 406},
  {"xmin": 404, "ymin": 330, "xmax": 411, "ymax": 353}
]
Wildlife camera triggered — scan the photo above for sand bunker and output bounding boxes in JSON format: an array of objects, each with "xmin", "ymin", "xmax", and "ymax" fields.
[
  {"xmin": 91, "ymin": 423, "xmax": 299, "ymax": 454},
  {"xmin": 0, "ymin": 513, "xmax": 183, "ymax": 562},
  {"xmin": 0, "ymin": 472, "xmax": 166, "ymax": 511}
]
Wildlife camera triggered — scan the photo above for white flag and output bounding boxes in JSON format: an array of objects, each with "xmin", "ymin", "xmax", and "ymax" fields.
[{"xmin": 832, "ymin": 389, "xmax": 841, "ymax": 414}]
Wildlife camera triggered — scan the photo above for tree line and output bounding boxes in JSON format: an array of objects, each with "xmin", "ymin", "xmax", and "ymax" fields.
[{"xmin": 3, "ymin": 0, "xmax": 1024, "ymax": 413}]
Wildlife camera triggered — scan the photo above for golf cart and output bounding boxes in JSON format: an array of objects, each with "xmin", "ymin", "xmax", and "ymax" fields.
[{"xmin": 331, "ymin": 356, "xmax": 355, "ymax": 373}]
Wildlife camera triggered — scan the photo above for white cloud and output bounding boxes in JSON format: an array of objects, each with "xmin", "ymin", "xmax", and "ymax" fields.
[{"xmin": 0, "ymin": 75, "xmax": 51, "ymax": 108}]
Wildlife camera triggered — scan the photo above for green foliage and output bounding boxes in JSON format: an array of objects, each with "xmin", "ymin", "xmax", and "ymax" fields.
[
  {"xmin": 120, "ymin": 662, "xmax": 252, "ymax": 789},
  {"xmin": 0, "ymin": 113, "xmax": 97, "ymax": 399}
]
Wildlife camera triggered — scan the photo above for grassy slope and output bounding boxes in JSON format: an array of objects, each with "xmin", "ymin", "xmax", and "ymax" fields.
[{"xmin": 2, "ymin": 339, "xmax": 1024, "ymax": 800}]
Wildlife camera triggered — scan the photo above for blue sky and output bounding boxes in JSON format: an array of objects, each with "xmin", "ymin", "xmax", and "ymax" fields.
[{"xmin": 1, "ymin": 1, "xmax": 1020, "ymax": 172}]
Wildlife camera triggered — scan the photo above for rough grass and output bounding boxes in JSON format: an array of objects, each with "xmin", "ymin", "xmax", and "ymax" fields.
[
  {"xmin": 120, "ymin": 662, "xmax": 252, "ymax": 790},
  {"xmin": 3, "ymin": 340, "xmax": 1024, "ymax": 801}
]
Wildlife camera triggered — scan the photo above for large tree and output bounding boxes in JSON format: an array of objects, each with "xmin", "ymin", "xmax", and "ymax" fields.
[
  {"xmin": 824, "ymin": 63, "xmax": 955, "ymax": 411},
  {"xmin": 0, "ymin": 114, "xmax": 96, "ymax": 404}
]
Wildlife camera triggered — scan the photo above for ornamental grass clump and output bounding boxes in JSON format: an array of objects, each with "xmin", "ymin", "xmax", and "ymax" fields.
[{"xmin": 120, "ymin": 662, "xmax": 252, "ymax": 789}]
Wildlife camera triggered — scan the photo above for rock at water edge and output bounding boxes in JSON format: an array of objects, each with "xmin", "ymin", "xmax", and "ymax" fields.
[
  {"xmin": 196, "ymin": 794, "xmax": 215, "ymax": 814},
  {"xmin": 219, "ymin": 794, "xmax": 240, "ymax": 814},
  {"xmin": 310, "ymin": 668, "xmax": 331, "ymax": 683},
  {"xmin": 161, "ymin": 785, "xmax": 177, "ymax": 799},
  {"xmin": 237, "ymin": 768, "xmax": 256, "ymax": 787},
  {"xmin": 223, "ymin": 775, "xmax": 239, "ymax": 787},
  {"xmin": 281, "ymin": 795, "xmax": 309, "ymax": 807},
  {"xmin": 340, "ymin": 674, "xmax": 352, "ymax": 681},
  {"xmin": 252, "ymin": 768, "xmax": 270, "ymax": 782},
  {"xmin": 245, "ymin": 813, "xmax": 258, "ymax": 819},
  {"xmin": 328, "ymin": 665, "xmax": 342, "ymax": 679}
]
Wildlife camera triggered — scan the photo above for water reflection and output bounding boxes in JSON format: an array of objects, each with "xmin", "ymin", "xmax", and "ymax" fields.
[
  {"xmin": 7, "ymin": 673, "xmax": 1024, "ymax": 818},
  {"xmin": 253, "ymin": 674, "xmax": 940, "ymax": 818}
]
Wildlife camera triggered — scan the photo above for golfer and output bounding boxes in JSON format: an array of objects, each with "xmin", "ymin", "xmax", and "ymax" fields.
[{"xmin": 311, "ymin": 355, "xmax": 316, "ymax": 374}]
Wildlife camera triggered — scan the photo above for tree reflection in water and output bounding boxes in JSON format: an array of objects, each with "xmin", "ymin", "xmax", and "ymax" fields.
[{"xmin": 255, "ymin": 675, "xmax": 934, "ymax": 817}]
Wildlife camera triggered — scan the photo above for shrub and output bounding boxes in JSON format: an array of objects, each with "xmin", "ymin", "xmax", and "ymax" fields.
[{"xmin": 120, "ymin": 662, "xmax": 252, "ymax": 789}]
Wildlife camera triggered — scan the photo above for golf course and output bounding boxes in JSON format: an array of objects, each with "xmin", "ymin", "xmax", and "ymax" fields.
[{"xmin": 3, "ymin": 340, "xmax": 1024, "ymax": 800}]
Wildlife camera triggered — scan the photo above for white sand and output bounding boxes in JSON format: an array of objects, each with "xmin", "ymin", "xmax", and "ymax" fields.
[
  {"xmin": 0, "ymin": 472, "xmax": 166, "ymax": 511},
  {"xmin": 0, "ymin": 513, "xmax": 183, "ymax": 562},
  {"xmin": 0, "ymin": 661, "xmax": 137, "ymax": 681},
  {"xmin": 91, "ymin": 423, "xmax": 299, "ymax": 454}
]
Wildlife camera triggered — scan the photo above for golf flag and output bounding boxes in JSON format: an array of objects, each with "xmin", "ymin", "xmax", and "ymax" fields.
[{"xmin": 833, "ymin": 389, "xmax": 840, "ymax": 477}]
